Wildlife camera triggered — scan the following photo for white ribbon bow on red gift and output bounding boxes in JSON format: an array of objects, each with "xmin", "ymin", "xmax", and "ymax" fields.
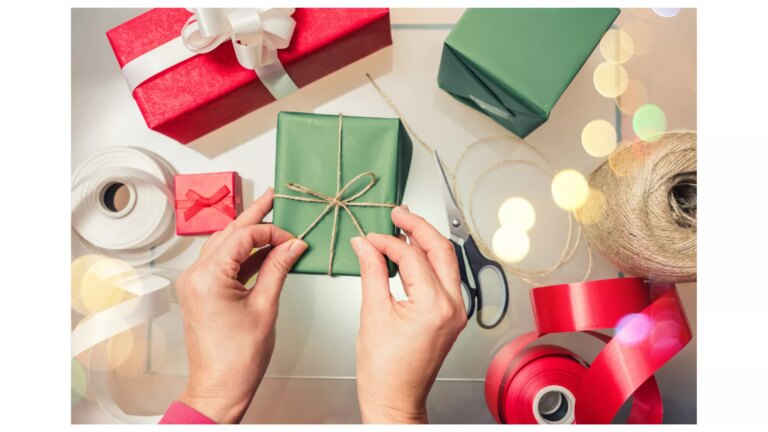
[
  {"xmin": 122, "ymin": 8, "xmax": 299, "ymax": 99},
  {"xmin": 182, "ymin": 8, "xmax": 296, "ymax": 70}
]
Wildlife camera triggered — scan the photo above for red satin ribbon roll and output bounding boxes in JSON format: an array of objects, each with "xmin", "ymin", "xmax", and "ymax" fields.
[
  {"xmin": 499, "ymin": 344, "xmax": 586, "ymax": 423},
  {"xmin": 485, "ymin": 277, "xmax": 691, "ymax": 424}
]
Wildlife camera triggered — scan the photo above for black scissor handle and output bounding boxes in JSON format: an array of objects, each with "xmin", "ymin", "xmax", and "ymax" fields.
[
  {"xmin": 464, "ymin": 235, "xmax": 510, "ymax": 329},
  {"xmin": 451, "ymin": 239, "xmax": 476, "ymax": 318}
]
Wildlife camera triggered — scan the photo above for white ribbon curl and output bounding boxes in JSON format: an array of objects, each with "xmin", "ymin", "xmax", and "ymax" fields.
[
  {"xmin": 122, "ymin": 8, "xmax": 299, "ymax": 99},
  {"xmin": 72, "ymin": 270, "xmax": 175, "ymax": 423}
]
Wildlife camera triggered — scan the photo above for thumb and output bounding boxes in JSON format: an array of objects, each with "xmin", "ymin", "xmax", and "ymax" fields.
[
  {"xmin": 350, "ymin": 236, "xmax": 393, "ymax": 313},
  {"xmin": 251, "ymin": 238, "xmax": 308, "ymax": 307}
]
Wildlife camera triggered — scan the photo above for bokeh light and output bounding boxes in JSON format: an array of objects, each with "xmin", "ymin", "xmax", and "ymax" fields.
[
  {"xmin": 600, "ymin": 29, "xmax": 634, "ymax": 64},
  {"xmin": 551, "ymin": 169, "xmax": 590, "ymax": 211},
  {"xmin": 650, "ymin": 319, "xmax": 686, "ymax": 358},
  {"xmin": 631, "ymin": 139, "xmax": 657, "ymax": 162},
  {"xmin": 71, "ymin": 358, "xmax": 88, "ymax": 406},
  {"xmin": 615, "ymin": 313, "xmax": 652, "ymax": 345},
  {"xmin": 72, "ymin": 254, "xmax": 106, "ymax": 307},
  {"xmin": 633, "ymin": 104, "xmax": 667, "ymax": 141},
  {"xmin": 72, "ymin": 255, "xmax": 138, "ymax": 314},
  {"xmin": 621, "ymin": 21, "xmax": 654, "ymax": 55},
  {"xmin": 107, "ymin": 330, "xmax": 135, "ymax": 369},
  {"xmin": 608, "ymin": 140, "xmax": 639, "ymax": 177},
  {"xmin": 575, "ymin": 188, "xmax": 608, "ymax": 225},
  {"xmin": 492, "ymin": 225, "xmax": 530, "ymax": 263},
  {"xmin": 629, "ymin": 8, "xmax": 657, "ymax": 19},
  {"xmin": 114, "ymin": 323, "xmax": 169, "ymax": 378},
  {"xmin": 616, "ymin": 79, "xmax": 649, "ymax": 115},
  {"xmin": 653, "ymin": 8, "xmax": 681, "ymax": 18},
  {"xmin": 648, "ymin": 295, "xmax": 686, "ymax": 357},
  {"xmin": 593, "ymin": 62, "xmax": 629, "ymax": 98},
  {"xmin": 498, "ymin": 197, "xmax": 536, "ymax": 231},
  {"xmin": 581, "ymin": 119, "xmax": 617, "ymax": 157}
]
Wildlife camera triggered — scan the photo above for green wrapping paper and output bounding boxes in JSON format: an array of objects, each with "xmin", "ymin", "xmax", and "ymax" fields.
[
  {"xmin": 273, "ymin": 112, "xmax": 412, "ymax": 276},
  {"xmin": 438, "ymin": 8, "xmax": 619, "ymax": 138}
]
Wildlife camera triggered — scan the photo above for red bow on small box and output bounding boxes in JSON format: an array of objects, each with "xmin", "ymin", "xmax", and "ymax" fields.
[{"xmin": 183, "ymin": 186, "xmax": 236, "ymax": 222}]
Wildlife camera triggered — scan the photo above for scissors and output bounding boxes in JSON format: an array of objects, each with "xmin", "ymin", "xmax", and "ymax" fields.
[{"xmin": 433, "ymin": 151, "xmax": 510, "ymax": 329}]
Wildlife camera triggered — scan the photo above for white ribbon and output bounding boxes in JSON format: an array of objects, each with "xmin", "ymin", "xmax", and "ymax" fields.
[
  {"xmin": 121, "ymin": 8, "xmax": 299, "ymax": 99},
  {"xmin": 183, "ymin": 8, "xmax": 295, "ymax": 70},
  {"xmin": 72, "ymin": 269, "xmax": 176, "ymax": 423},
  {"xmin": 71, "ymin": 273, "xmax": 171, "ymax": 358}
]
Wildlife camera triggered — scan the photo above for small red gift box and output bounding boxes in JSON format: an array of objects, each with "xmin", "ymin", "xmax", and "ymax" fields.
[
  {"xmin": 174, "ymin": 172, "xmax": 242, "ymax": 236},
  {"xmin": 107, "ymin": 8, "xmax": 392, "ymax": 143}
]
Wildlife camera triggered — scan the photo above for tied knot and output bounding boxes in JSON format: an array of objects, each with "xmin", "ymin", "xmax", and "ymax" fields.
[
  {"xmin": 274, "ymin": 114, "xmax": 396, "ymax": 276},
  {"xmin": 282, "ymin": 172, "xmax": 381, "ymax": 231}
]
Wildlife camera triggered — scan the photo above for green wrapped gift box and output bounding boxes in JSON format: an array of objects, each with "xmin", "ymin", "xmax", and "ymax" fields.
[
  {"xmin": 273, "ymin": 112, "xmax": 412, "ymax": 276},
  {"xmin": 438, "ymin": 8, "xmax": 620, "ymax": 138}
]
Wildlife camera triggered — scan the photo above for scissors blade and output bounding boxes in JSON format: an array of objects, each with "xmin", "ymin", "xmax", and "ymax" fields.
[{"xmin": 433, "ymin": 151, "xmax": 470, "ymax": 241}]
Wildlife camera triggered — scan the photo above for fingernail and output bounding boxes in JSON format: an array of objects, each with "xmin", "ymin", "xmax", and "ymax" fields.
[
  {"xmin": 400, "ymin": 204, "xmax": 410, "ymax": 212},
  {"xmin": 350, "ymin": 236, "xmax": 363, "ymax": 253},
  {"xmin": 263, "ymin": 186, "xmax": 274, "ymax": 196},
  {"xmin": 289, "ymin": 239, "xmax": 308, "ymax": 254}
]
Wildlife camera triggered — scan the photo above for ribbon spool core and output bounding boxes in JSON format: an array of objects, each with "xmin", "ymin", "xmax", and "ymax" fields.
[
  {"xmin": 99, "ymin": 180, "xmax": 136, "ymax": 218},
  {"xmin": 533, "ymin": 385, "xmax": 575, "ymax": 424}
]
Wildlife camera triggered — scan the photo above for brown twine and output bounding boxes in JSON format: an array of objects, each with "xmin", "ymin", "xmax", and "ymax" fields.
[
  {"xmin": 274, "ymin": 114, "xmax": 396, "ymax": 276},
  {"xmin": 576, "ymin": 131, "xmax": 697, "ymax": 283},
  {"xmin": 366, "ymin": 74, "xmax": 592, "ymax": 286}
]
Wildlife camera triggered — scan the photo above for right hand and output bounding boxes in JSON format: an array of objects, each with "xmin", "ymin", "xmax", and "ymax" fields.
[{"xmin": 350, "ymin": 205, "xmax": 467, "ymax": 423}]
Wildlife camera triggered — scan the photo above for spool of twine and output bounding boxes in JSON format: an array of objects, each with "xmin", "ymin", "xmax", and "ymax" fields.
[{"xmin": 576, "ymin": 131, "xmax": 696, "ymax": 283}]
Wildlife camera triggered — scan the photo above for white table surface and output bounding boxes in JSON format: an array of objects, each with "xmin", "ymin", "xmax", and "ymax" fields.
[{"xmin": 72, "ymin": 8, "xmax": 697, "ymax": 424}]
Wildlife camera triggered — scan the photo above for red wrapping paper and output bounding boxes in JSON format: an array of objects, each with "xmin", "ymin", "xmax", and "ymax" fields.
[
  {"xmin": 485, "ymin": 277, "xmax": 691, "ymax": 424},
  {"xmin": 174, "ymin": 172, "xmax": 242, "ymax": 236},
  {"xmin": 107, "ymin": 8, "xmax": 392, "ymax": 143}
]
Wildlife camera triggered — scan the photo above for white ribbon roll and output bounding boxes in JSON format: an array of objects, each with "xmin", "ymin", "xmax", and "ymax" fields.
[
  {"xmin": 121, "ymin": 8, "xmax": 299, "ymax": 99},
  {"xmin": 71, "ymin": 147, "xmax": 177, "ymax": 266}
]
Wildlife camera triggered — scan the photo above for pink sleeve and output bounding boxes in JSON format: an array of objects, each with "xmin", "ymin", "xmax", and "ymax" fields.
[{"xmin": 159, "ymin": 401, "xmax": 217, "ymax": 424}]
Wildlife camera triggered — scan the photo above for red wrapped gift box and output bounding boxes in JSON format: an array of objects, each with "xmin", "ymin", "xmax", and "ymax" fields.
[
  {"xmin": 174, "ymin": 172, "xmax": 242, "ymax": 236},
  {"xmin": 107, "ymin": 8, "xmax": 392, "ymax": 143}
]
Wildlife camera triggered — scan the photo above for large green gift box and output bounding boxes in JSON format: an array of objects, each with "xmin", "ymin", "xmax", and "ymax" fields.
[
  {"xmin": 273, "ymin": 112, "xmax": 412, "ymax": 276},
  {"xmin": 438, "ymin": 8, "xmax": 619, "ymax": 138}
]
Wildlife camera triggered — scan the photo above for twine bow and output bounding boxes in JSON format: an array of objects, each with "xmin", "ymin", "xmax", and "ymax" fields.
[
  {"xmin": 183, "ymin": 185, "xmax": 236, "ymax": 221},
  {"xmin": 274, "ymin": 114, "xmax": 396, "ymax": 276},
  {"xmin": 182, "ymin": 8, "xmax": 296, "ymax": 70}
]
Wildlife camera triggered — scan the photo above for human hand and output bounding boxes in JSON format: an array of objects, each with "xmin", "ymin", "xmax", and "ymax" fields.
[
  {"xmin": 175, "ymin": 188, "xmax": 308, "ymax": 423},
  {"xmin": 350, "ymin": 205, "xmax": 467, "ymax": 423}
]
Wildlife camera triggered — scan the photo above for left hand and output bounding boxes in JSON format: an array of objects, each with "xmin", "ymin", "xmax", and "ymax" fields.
[{"xmin": 175, "ymin": 188, "xmax": 308, "ymax": 423}]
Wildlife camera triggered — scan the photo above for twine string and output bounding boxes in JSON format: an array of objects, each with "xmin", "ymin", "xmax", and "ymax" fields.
[
  {"xmin": 578, "ymin": 132, "xmax": 697, "ymax": 282},
  {"xmin": 366, "ymin": 73, "xmax": 592, "ymax": 285},
  {"xmin": 274, "ymin": 114, "xmax": 396, "ymax": 276}
]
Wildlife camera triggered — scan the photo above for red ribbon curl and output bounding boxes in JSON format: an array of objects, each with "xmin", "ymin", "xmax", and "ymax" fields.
[{"xmin": 485, "ymin": 277, "xmax": 691, "ymax": 424}]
